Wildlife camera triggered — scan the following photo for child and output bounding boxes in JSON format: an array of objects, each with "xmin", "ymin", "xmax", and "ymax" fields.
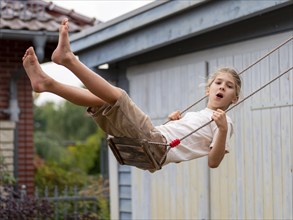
[{"xmin": 22, "ymin": 18, "xmax": 241, "ymax": 169}]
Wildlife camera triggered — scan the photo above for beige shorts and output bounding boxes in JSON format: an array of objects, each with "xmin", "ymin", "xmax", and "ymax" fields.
[{"xmin": 87, "ymin": 90, "xmax": 166, "ymax": 144}]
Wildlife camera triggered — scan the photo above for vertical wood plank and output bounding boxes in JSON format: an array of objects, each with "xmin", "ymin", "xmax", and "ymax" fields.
[
  {"xmin": 279, "ymin": 40, "xmax": 293, "ymax": 220},
  {"xmin": 243, "ymin": 52, "xmax": 256, "ymax": 219},
  {"xmin": 251, "ymin": 51, "xmax": 264, "ymax": 219},
  {"xmin": 260, "ymin": 49, "xmax": 274, "ymax": 219},
  {"xmin": 270, "ymin": 48, "xmax": 283, "ymax": 219},
  {"xmin": 234, "ymin": 53, "xmax": 246, "ymax": 219},
  {"xmin": 208, "ymin": 59, "xmax": 221, "ymax": 220},
  {"xmin": 218, "ymin": 56, "xmax": 234, "ymax": 219}
]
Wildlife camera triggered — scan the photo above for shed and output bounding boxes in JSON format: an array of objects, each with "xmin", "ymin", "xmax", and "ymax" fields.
[
  {"xmin": 0, "ymin": 0, "xmax": 96, "ymax": 194},
  {"xmin": 70, "ymin": 0, "xmax": 293, "ymax": 219}
]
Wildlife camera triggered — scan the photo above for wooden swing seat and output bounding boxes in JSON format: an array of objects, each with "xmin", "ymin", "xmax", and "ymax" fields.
[{"xmin": 107, "ymin": 136, "xmax": 166, "ymax": 172}]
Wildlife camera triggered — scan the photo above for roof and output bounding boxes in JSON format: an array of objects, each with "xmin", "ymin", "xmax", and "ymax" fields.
[
  {"xmin": 70, "ymin": 0, "xmax": 292, "ymax": 69},
  {"xmin": 0, "ymin": 0, "xmax": 99, "ymax": 33}
]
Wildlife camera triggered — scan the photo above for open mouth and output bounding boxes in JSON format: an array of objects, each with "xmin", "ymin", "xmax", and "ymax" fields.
[{"xmin": 216, "ymin": 93, "xmax": 223, "ymax": 98}]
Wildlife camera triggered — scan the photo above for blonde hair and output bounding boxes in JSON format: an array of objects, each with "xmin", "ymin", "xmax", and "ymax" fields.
[{"xmin": 206, "ymin": 67, "xmax": 241, "ymax": 97}]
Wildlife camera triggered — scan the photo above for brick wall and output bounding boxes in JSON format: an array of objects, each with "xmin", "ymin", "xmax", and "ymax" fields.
[{"xmin": 0, "ymin": 39, "xmax": 35, "ymax": 194}]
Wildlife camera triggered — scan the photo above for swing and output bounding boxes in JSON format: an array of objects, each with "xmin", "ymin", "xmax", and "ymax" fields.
[
  {"xmin": 108, "ymin": 137, "xmax": 167, "ymax": 171},
  {"xmin": 108, "ymin": 36, "xmax": 293, "ymax": 172}
]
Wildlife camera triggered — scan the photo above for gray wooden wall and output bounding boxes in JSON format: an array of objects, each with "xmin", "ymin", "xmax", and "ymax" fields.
[{"xmin": 114, "ymin": 31, "xmax": 293, "ymax": 219}]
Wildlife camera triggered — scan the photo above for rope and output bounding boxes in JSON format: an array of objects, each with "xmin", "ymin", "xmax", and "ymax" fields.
[
  {"xmin": 180, "ymin": 66, "xmax": 293, "ymax": 143},
  {"xmin": 163, "ymin": 36, "xmax": 293, "ymax": 125}
]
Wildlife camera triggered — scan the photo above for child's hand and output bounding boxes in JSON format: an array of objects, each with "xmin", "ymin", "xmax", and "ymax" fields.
[
  {"xmin": 168, "ymin": 110, "xmax": 182, "ymax": 120},
  {"xmin": 212, "ymin": 109, "xmax": 228, "ymax": 132}
]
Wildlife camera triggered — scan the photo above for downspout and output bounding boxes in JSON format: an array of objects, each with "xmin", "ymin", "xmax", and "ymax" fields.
[
  {"xmin": 33, "ymin": 36, "xmax": 47, "ymax": 62},
  {"xmin": 10, "ymin": 73, "xmax": 21, "ymax": 181},
  {"xmin": 1, "ymin": 72, "xmax": 21, "ymax": 122}
]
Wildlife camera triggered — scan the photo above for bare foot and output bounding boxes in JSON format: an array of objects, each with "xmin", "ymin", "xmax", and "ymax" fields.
[
  {"xmin": 51, "ymin": 18, "xmax": 75, "ymax": 66},
  {"xmin": 23, "ymin": 47, "xmax": 53, "ymax": 93}
]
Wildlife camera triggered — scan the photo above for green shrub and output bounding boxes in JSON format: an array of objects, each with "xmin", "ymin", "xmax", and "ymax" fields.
[{"xmin": 0, "ymin": 155, "xmax": 15, "ymax": 185}]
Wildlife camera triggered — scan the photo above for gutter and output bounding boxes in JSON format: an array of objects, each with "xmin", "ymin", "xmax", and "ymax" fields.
[
  {"xmin": 0, "ymin": 29, "xmax": 58, "ymax": 41},
  {"xmin": 0, "ymin": 29, "xmax": 58, "ymax": 61}
]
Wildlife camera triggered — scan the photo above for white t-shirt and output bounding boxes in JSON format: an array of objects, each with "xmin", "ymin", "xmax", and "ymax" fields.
[{"xmin": 156, "ymin": 108, "xmax": 233, "ymax": 165}]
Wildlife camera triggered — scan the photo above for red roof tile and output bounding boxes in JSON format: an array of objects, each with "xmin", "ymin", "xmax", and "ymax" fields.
[{"xmin": 0, "ymin": 0, "xmax": 99, "ymax": 33}]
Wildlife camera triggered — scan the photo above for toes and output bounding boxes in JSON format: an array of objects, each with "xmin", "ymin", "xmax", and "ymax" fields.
[
  {"xmin": 28, "ymin": 46, "xmax": 34, "ymax": 53},
  {"xmin": 23, "ymin": 47, "xmax": 38, "ymax": 64},
  {"xmin": 25, "ymin": 47, "xmax": 33, "ymax": 55},
  {"xmin": 59, "ymin": 18, "xmax": 69, "ymax": 33},
  {"xmin": 61, "ymin": 18, "xmax": 68, "ymax": 25},
  {"xmin": 23, "ymin": 49, "xmax": 30, "ymax": 60}
]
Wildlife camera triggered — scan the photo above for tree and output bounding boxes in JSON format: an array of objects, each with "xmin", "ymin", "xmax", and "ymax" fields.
[
  {"xmin": 34, "ymin": 101, "xmax": 97, "ymax": 141},
  {"xmin": 33, "ymin": 100, "xmax": 105, "ymax": 189},
  {"xmin": 33, "ymin": 99, "xmax": 109, "ymax": 218}
]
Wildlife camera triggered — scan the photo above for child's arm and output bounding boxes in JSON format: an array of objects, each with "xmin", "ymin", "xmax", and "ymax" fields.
[{"xmin": 208, "ymin": 109, "xmax": 228, "ymax": 168}]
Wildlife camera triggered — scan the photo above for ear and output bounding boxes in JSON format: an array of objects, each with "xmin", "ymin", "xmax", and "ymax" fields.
[
  {"xmin": 231, "ymin": 96, "xmax": 239, "ymax": 104},
  {"xmin": 205, "ymin": 87, "xmax": 210, "ymax": 96}
]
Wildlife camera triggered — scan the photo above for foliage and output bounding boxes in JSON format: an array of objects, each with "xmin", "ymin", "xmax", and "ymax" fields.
[
  {"xmin": 34, "ymin": 101, "xmax": 97, "ymax": 141},
  {"xmin": 33, "ymin": 176, "xmax": 109, "ymax": 220},
  {"xmin": 33, "ymin": 100, "xmax": 102, "ymax": 170},
  {"xmin": 0, "ymin": 124, "xmax": 53, "ymax": 219},
  {"xmin": 33, "ymin": 100, "xmax": 109, "ymax": 219},
  {"xmin": 0, "ymin": 186, "xmax": 53, "ymax": 219},
  {"xmin": 34, "ymin": 131, "xmax": 67, "ymax": 162},
  {"xmin": 66, "ymin": 129, "xmax": 104, "ymax": 173},
  {"xmin": 34, "ymin": 128, "xmax": 104, "ymax": 191},
  {"xmin": 79, "ymin": 176, "xmax": 110, "ymax": 220},
  {"xmin": 0, "ymin": 156, "xmax": 15, "ymax": 185},
  {"xmin": 97, "ymin": 195, "xmax": 110, "ymax": 220},
  {"xmin": 34, "ymin": 160, "xmax": 88, "ymax": 192}
]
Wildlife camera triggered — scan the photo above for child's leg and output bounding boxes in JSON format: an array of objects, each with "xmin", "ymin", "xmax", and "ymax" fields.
[
  {"xmin": 52, "ymin": 18, "xmax": 122, "ymax": 105},
  {"xmin": 22, "ymin": 47, "xmax": 105, "ymax": 107}
]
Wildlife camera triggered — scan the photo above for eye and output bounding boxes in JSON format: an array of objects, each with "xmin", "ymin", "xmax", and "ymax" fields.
[{"xmin": 227, "ymin": 84, "xmax": 234, "ymax": 89}]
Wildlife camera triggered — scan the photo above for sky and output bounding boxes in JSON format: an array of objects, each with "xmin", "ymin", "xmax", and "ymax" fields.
[{"xmin": 37, "ymin": 0, "xmax": 154, "ymax": 105}]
